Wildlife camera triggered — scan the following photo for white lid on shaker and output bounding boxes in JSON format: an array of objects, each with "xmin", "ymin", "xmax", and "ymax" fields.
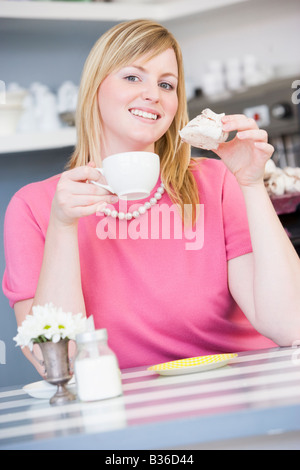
[{"xmin": 76, "ymin": 328, "xmax": 108, "ymax": 344}]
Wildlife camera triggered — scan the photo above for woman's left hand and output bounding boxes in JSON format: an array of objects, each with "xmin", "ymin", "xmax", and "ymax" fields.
[{"xmin": 215, "ymin": 114, "xmax": 274, "ymax": 187}]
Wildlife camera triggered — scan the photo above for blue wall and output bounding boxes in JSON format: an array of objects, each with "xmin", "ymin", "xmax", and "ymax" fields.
[{"xmin": 0, "ymin": 147, "xmax": 72, "ymax": 387}]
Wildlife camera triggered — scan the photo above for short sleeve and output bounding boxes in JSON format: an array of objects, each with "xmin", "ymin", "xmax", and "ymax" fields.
[
  {"xmin": 2, "ymin": 194, "xmax": 46, "ymax": 308},
  {"xmin": 222, "ymin": 169, "xmax": 253, "ymax": 260}
]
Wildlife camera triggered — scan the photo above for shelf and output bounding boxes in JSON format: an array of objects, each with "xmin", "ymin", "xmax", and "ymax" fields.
[
  {"xmin": 0, "ymin": 0, "xmax": 249, "ymax": 22},
  {"xmin": 0, "ymin": 127, "xmax": 76, "ymax": 154},
  {"xmin": 0, "ymin": 0, "xmax": 251, "ymax": 154}
]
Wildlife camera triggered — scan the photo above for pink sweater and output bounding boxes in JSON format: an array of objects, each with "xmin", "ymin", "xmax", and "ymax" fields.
[{"xmin": 2, "ymin": 159, "xmax": 277, "ymax": 368}]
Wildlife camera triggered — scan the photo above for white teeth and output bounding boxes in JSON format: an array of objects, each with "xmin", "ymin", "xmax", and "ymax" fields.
[{"xmin": 130, "ymin": 109, "xmax": 158, "ymax": 120}]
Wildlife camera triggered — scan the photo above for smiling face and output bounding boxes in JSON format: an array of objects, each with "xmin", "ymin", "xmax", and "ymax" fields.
[{"xmin": 97, "ymin": 48, "xmax": 179, "ymax": 158}]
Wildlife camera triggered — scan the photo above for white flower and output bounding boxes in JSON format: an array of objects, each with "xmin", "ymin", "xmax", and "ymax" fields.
[{"xmin": 13, "ymin": 303, "xmax": 87, "ymax": 349}]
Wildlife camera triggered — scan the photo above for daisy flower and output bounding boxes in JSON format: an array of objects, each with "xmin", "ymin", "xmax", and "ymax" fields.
[{"xmin": 13, "ymin": 303, "xmax": 87, "ymax": 350}]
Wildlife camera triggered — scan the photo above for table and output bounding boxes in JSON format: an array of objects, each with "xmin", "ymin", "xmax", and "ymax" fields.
[{"xmin": 1, "ymin": 346, "xmax": 300, "ymax": 450}]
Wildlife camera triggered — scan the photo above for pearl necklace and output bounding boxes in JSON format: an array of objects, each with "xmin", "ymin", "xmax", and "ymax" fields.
[{"xmin": 102, "ymin": 183, "xmax": 165, "ymax": 220}]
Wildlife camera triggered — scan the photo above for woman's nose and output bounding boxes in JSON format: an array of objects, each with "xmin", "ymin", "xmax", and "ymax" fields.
[{"xmin": 141, "ymin": 82, "xmax": 160, "ymax": 102}]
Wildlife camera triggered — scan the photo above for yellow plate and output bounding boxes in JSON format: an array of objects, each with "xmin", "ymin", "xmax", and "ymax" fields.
[{"xmin": 148, "ymin": 353, "xmax": 238, "ymax": 376}]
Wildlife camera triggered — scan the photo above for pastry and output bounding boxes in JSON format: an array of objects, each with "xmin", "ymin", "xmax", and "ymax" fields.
[
  {"xmin": 179, "ymin": 108, "xmax": 229, "ymax": 150},
  {"xmin": 264, "ymin": 160, "xmax": 300, "ymax": 195}
]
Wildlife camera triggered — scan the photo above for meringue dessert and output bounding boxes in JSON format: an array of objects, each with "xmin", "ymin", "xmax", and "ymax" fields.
[
  {"xmin": 179, "ymin": 108, "xmax": 229, "ymax": 150},
  {"xmin": 264, "ymin": 159, "xmax": 300, "ymax": 196}
]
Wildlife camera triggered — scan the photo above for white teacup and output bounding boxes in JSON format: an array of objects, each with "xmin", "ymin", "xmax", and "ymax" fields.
[{"xmin": 91, "ymin": 151, "xmax": 160, "ymax": 201}]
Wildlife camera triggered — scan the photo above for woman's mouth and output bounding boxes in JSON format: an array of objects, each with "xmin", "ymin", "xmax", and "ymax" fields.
[{"xmin": 129, "ymin": 108, "xmax": 160, "ymax": 121}]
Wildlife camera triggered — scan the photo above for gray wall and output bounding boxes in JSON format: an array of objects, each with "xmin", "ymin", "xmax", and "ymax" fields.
[
  {"xmin": 0, "ymin": 19, "xmax": 115, "ymax": 89},
  {"xmin": 0, "ymin": 147, "xmax": 72, "ymax": 387}
]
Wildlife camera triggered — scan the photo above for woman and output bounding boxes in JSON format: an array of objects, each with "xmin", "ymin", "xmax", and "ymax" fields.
[{"xmin": 3, "ymin": 20, "xmax": 300, "ymax": 374}]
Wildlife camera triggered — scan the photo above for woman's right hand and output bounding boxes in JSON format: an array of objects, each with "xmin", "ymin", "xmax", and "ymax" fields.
[{"xmin": 51, "ymin": 164, "xmax": 118, "ymax": 227}]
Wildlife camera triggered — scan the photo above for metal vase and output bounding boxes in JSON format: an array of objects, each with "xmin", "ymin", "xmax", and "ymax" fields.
[{"xmin": 38, "ymin": 338, "xmax": 76, "ymax": 405}]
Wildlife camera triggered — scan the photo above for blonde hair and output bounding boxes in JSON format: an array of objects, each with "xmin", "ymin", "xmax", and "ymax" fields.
[{"xmin": 68, "ymin": 19, "xmax": 199, "ymax": 225}]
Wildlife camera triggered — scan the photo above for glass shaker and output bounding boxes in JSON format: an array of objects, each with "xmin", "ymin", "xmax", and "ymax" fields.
[{"xmin": 74, "ymin": 328, "xmax": 123, "ymax": 402}]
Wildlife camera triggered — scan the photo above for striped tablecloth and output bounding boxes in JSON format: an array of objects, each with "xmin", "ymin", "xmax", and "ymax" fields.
[{"xmin": 1, "ymin": 346, "xmax": 300, "ymax": 450}]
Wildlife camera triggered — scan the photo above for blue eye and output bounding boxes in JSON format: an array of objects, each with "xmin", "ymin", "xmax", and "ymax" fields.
[
  {"xmin": 159, "ymin": 82, "xmax": 174, "ymax": 91},
  {"xmin": 125, "ymin": 75, "xmax": 139, "ymax": 82}
]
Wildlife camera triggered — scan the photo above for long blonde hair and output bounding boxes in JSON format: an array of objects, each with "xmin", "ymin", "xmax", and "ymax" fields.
[{"xmin": 68, "ymin": 19, "xmax": 199, "ymax": 225}]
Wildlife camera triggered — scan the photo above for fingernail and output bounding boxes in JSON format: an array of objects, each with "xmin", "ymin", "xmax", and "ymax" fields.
[
  {"xmin": 110, "ymin": 195, "xmax": 119, "ymax": 203},
  {"xmin": 254, "ymin": 142, "xmax": 264, "ymax": 148}
]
